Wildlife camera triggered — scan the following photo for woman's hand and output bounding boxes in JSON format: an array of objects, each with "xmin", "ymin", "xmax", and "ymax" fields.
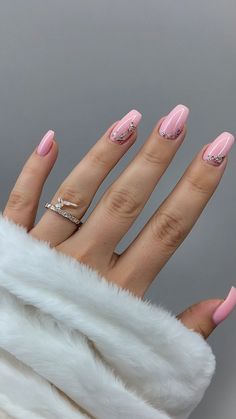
[{"xmin": 3, "ymin": 104, "xmax": 236, "ymax": 339}]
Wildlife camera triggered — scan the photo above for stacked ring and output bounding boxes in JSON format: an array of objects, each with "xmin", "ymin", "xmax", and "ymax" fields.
[{"xmin": 45, "ymin": 197, "xmax": 83, "ymax": 227}]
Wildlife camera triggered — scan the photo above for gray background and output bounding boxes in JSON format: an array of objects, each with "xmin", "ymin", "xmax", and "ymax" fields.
[{"xmin": 0, "ymin": 1, "xmax": 235, "ymax": 417}]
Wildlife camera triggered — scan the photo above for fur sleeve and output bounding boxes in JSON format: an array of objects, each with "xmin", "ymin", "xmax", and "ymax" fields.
[{"xmin": 0, "ymin": 214, "xmax": 216, "ymax": 419}]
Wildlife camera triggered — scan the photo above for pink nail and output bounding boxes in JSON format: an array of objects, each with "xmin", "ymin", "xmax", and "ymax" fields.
[
  {"xmin": 159, "ymin": 104, "xmax": 189, "ymax": 139},
  {"xmin": 110, "ymin": 109, "xmax": 142, "ymax": 144},
  {"xmin": 37, "ymin": 130, "xmax": 55, "ymax": 156},
  {"xmin": 203, "ymin": 132, "xmax": 235, "ymax": 165},
  {"xmin": 212, "ymin": 287, "xmax": 236, "ymax": 325}
]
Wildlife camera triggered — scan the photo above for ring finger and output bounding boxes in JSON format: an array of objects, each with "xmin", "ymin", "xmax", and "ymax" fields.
[{"xmin": 31, "ymin": 109, "xmax": 142, "ymax": 246}]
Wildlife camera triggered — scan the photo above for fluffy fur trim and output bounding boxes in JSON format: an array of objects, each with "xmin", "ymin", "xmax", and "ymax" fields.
[
  {"xmin": 0, "ymin": 214, "xmax": 216, "ymax": 419},
  {"xmin": 0, "ymin": 348, "xmax": 86, "ymax": 419},
  {"xmin": 0, "ymin": 394, "xmax": 43, "ymax": 419},
  {"xmin": 0, "ymin": 289, "xmax": 164, "ymax": 419}
]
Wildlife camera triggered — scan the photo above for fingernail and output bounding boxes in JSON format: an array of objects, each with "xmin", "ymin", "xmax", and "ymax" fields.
[
  {"xmin": 37, "ymin": 130, "xmax": 55, "ymax": 156},
  {"xmin": 212, "ymin": 287, "xmax": 236, "ymax": 325},
  {"xmin": 203, "ymin": 132, "xmax": 235, "ymax": 165},
  {"xmin": 159, "ymin": 104, "xmax": 189, "ymax": 140},
  {"xmin": 110, "ymin": 109, "xmax": 142, "ymax": 144}
]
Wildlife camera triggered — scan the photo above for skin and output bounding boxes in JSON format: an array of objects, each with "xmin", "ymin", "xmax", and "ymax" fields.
[{"xmin": 3, "ymin": 115, "xmax": 226, "ymax": 341}]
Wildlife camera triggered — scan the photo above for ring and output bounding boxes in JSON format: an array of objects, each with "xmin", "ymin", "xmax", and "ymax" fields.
[{"xmin": 45, "ymin": 197, "xmax": 83, "ymax": 227}]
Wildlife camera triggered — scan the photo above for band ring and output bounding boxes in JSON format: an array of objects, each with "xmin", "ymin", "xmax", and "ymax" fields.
[{"xmin": 45, "ymin": 197, "xmax": 83, "ymax": 227}]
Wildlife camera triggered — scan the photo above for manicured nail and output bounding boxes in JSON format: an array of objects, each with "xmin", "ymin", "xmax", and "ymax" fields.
[
  {"xmin": 203, "ymin": 132, "xmax": 235, "ymax": 165},
  {"xmin": 110, "ymin": 109, "xmax": 142, "ymax": 144},
  {"xmin": 37, "ymin": 130, "xmax": 55, "ymax": 156},
  {"xmin": 159, "ymin": 104, "xmax": 189, "ymax": 140},
  {"xmin": 212, "ymin": 287, "xmax": 236, "ymax": 325}
]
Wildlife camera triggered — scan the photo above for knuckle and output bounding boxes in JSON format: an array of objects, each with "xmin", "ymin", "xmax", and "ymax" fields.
[
  {"xmin": 76, "ymin": 244, "xmax": 98, "ymax": 267},
  {"xmin": 77, "ymin": 251, "xmax": 92, "ymax": 266},
  {"xmin": 150, "ymin": 211, "xmax": 186, "ymax": 250},
  {"xmin": 56, "ymin": 186, "xmax": 89, "ymax": 209},
  {"xmin": 23, "ymin": 163, "xmax": 39, "ymax": 178},
  {"xmin": 185, "ymin": 173, "xmax": 210, "ymax": 195},
  {"xmin": 89, "ymin": 150, "xmax": 110, "ymax": 169},
  {"xmin": 103, "ymin": 187, "xmax": 140, "ymax": 220},
  {"xmin": 141, "ymin": 149, "xmax": 168, "ymax": 166},
  {"xmin": 7, "ymin": 190, "xmax": 33, "ymax": 211}
]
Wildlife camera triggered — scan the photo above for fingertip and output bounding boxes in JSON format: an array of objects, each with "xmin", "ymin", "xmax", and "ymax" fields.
[
  {"xmin": 105, "ymin": 120, "xmax": 120, "ymax": 138},
  {"xmin": 153, "ymin": 116, "xmax": 166, "ymax": 134},
  {"xmin": 108, "ymin": 110, "xmax": 142, "ymax": 145},
  {"xmin": 51, "ymin": 137, "xmax": 59, "ymax": 158},
  {"xmin": 202, "ymin": 132, "xmax": 234, "ymax": 167},
  {"xmin": 212, "ymin": 287, "xmax": 236, "ymax": 326},
  {"xmin": 36, "ymin": 130, "xmax": 55, "ymax": 157}
]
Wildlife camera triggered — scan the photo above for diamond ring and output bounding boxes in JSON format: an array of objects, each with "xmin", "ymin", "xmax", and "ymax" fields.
[{"xmin": 45, "ymin": 197, "xmax": 82, "ymax": 226}]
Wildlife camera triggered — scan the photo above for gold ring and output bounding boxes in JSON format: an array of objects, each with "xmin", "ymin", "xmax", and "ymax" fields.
[{"xmin": 45, "ymin": 197, "xmax": 82, "ymax": 227}]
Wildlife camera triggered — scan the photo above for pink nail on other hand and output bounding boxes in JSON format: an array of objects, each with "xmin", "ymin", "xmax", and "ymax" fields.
[
  {"xmin": 203, "ymin": 132, "xmax": 235, "ymax": 165},
  {"xmin": 110, "ymin": 109, "xmax": 142, "ymax": 144},
  {"xmin": 37, "ymin": 130, "xmax": 55, "ymax": 156},
  {"xmin": 159, "ymin": 104, "xmax": 189, "ymax": 140},
  {"xmin": 212, "ymin": 287, "xmax": 236, "ymax": 325}
]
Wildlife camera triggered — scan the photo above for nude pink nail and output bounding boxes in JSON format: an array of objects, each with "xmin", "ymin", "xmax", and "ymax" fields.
[
  {"xmin": 159, "ymin": 104, "xmax": 189, "ymax": 140},
  {"xmin": 203, "ymin": 132, "xmax": 235, "ymax": 165},
  {"xmin": 37, "ymin": 130, "xmax": 55, "ymax": 156},
  {"xmin": 110, "ymin": 109, "xmax": 142, "ymax": 144},
  {"xmin": 212, "ymin": 287, "xmax": 236, "ymax": 325}
]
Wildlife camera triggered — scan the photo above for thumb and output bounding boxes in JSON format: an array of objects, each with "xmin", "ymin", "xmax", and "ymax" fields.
[{"xmin": 177, "ymin": 287, "xmax": 236, "ymax": 339}]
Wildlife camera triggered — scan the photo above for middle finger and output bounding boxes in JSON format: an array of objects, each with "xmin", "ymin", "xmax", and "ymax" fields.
[{"xmin": 63, "ymin": 104, "xmax": 189, "ymax": 267}]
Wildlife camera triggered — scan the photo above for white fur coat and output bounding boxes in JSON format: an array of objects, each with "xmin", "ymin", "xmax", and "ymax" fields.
[{"xmin": 0, "ymin": 213, "xmax": 215, "ymax": 419}]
